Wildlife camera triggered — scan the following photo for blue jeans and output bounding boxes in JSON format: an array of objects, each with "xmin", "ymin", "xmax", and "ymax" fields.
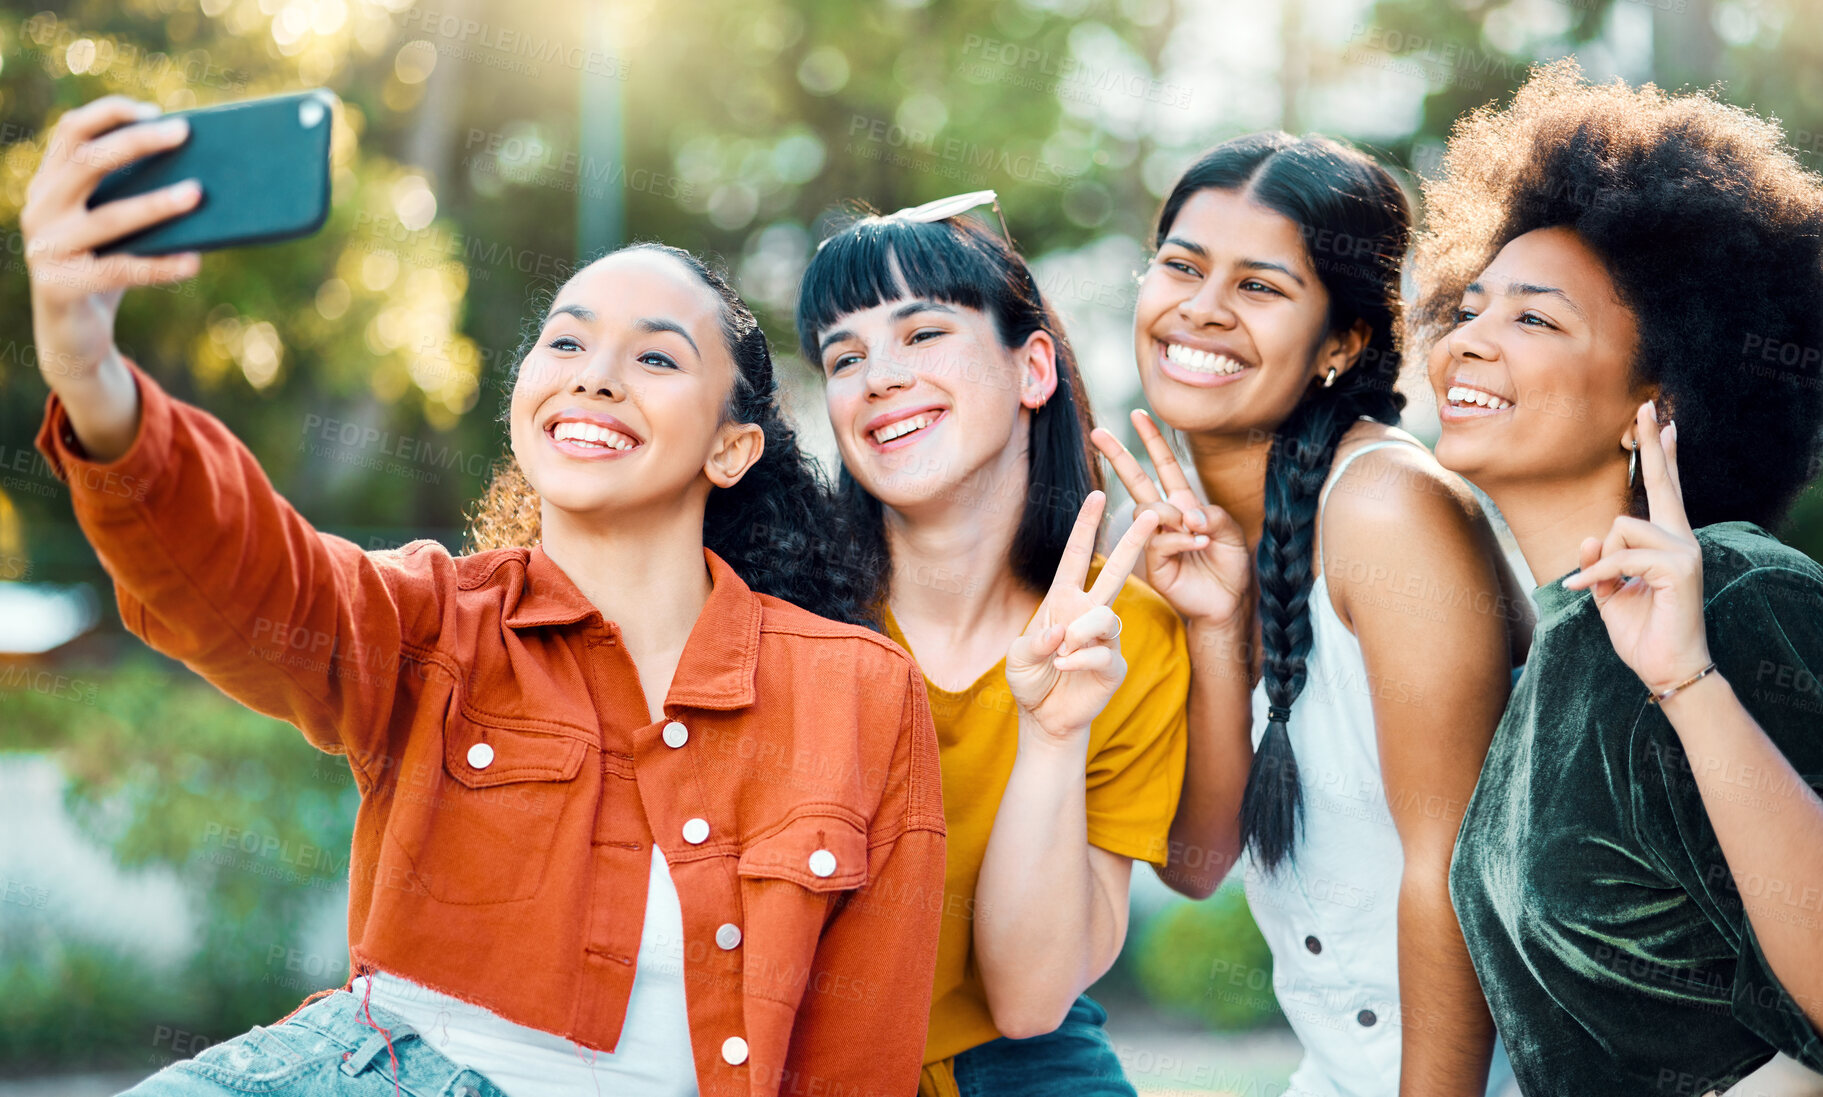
[
  {"xmin": 119, "ymin": 990, "xmax": 509, "ymax": 1097},
  {"xmin": 953, "ymin": 993, "xmax": 1136, "ymax": 1097}
]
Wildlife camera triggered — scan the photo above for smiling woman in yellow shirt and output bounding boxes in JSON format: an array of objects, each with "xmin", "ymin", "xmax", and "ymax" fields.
[{"xmin": 796, "ymin": 195, "xmax": 1189, "ymax": 1097}]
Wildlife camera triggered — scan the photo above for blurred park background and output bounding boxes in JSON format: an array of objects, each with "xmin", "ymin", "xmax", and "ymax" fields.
[{"xmin": 3, "ymin": 0, "xmax": 1823, "ymax": 1091}]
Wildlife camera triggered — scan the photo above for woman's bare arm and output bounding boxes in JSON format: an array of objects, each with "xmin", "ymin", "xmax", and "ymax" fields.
[{"xmin": 1326, "ymin": 447, "xmax": 1512, "ymax": 1097}]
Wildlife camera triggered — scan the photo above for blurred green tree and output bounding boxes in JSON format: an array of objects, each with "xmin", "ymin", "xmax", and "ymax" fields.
[
  {"xmin": 2, "ymin": 658, "xmax": 357, "ymax": 1069},
  {"xmin": 0, "ymin": 0, "xmax": 1212, "ymax": 1070},
  {"xmin": 0, "ymin": 0, "xmax": 1187, "ymax": 570},
  {"xmin": 1130, "ymin": 882, "xmax": 1284, "ymax": 1031}
]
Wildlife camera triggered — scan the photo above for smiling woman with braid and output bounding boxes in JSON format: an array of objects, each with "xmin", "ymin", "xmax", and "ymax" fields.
[{"xmin": 1093, "ymin": 134, "xmax": 1530, "ymax": 1096}]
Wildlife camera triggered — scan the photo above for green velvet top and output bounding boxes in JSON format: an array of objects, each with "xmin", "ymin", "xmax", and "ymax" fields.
[{"xmin": 1451, "ymin": 521, "xmax": 1823, "ymax": 1095}]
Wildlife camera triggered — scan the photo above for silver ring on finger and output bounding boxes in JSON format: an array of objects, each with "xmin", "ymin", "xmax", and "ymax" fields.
[{"xmin": 1109, "ymin": 615, "xmax": 1123, "ymax": 639}]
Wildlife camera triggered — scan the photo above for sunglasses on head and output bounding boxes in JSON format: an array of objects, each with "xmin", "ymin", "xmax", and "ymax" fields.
[{"xmin": 814, "ymin": 189, "xmax": 1012, "ymax": 251}]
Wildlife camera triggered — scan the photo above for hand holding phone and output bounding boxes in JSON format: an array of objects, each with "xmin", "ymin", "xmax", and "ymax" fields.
[{"xmin": 20, "ymin": 91, "xmax": 337, "ymax": 460}]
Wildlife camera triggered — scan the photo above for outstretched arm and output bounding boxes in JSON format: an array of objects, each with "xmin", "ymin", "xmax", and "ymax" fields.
[{"xmin": 24, "ymin": 96, "xmax": 443, "ymax": 779}]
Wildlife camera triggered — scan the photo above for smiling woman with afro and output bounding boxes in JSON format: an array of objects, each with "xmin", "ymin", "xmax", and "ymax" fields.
[{"xmin": 1412, "ymin": 59, "xmax": 1823, "ymax": 1097}]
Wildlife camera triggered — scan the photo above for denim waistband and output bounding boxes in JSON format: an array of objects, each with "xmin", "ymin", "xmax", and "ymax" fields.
[{"xmin": 284, "ymin": 989, "xmax": 511, "ymax": 1097}]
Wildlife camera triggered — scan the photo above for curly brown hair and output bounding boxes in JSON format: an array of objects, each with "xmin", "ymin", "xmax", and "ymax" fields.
[
  {"xmin": 464, "ymin": 453, "xmax": 541, "ymax": 551},
  {"xmin": 1408, "ymin": 59, "xmax": 1823, "ymax": 529}
]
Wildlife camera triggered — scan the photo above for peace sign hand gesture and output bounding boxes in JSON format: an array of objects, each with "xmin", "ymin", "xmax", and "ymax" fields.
[
  {"xmin": 1562, "ymin": 401, "xmax": 1714, "ymax": 694},
  {"xmin": 1090, "ymin": 409, "xmax": 1253, "ymax": 630},
  {"xmin": 1005, "ymin": 491, "xmax": 1159, "ymax": 743}
]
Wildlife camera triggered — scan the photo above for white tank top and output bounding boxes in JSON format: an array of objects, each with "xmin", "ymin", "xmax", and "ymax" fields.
[
  {"xmin": 352, "ymin": 844, "xmax": 696, "ymax": 1096},
  {"xmin": 1241, "ymin": 438, "xmax": 1416, "ymax": 1097},
  {"xmin": 1109, "ymin": 429, "xmax": 1516, "ymax": 1095}
]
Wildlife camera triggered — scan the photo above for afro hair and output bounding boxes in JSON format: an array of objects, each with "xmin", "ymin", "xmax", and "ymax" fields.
[{"xmin": 1409, "ymin": 59, "xmax": 1823, "ymax": 529}]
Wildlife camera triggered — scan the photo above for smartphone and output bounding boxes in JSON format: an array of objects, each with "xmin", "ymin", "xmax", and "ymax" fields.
[{"xmin": 88, "ymin": 89, "xmax": 337, "ymax": 256}]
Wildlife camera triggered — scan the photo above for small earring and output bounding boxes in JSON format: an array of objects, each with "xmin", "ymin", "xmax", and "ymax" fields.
[
  {"xmin": 1322, "ymin": 367, "xmax": 1337, "ymax": 389},
  {"xmin": 1627, "ymin": 438, "xmax": 1638, "ymax": 488}
]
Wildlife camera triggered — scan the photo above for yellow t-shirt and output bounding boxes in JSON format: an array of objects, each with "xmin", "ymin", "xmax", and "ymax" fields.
[{"xmin": 885, "ymin": 561, "xmax": 1190, "ymax": 1071}]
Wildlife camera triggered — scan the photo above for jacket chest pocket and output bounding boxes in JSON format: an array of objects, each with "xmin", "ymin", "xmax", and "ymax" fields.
[
  {"xmin": 734, "ymin": 811, "xmax": 870, "ymax": 1005},
  {"xmin": 388, "ymin": 705, "xmax": 591, "ymax": 905}
]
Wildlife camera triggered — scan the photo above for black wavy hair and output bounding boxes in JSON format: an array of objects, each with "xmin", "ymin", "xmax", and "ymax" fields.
[
  {"xmin": 1410, "ymin": 59, "xmax": 1823, "ymax": 529},
  {"xmin": 468, "ymin": 242, "xmax": 881, "ymax": 628},
  {"xmin": 1158, "ymin": 133, "xmax": 1411, "ymax": 872},
  {"xmin": 795, "ymin": 211, "xmax": 1102, "ymax": 604}
]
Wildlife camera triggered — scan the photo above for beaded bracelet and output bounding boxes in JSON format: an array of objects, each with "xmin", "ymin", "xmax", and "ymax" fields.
[{"xmin": 1645, "ymin": 662, "xmax": 1719, "ymax": 705}]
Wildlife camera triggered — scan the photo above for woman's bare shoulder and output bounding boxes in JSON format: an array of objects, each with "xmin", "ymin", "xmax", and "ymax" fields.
[{"xmin": 1329, "ymin": 419, "xmax": 1482, "ymax": 524}]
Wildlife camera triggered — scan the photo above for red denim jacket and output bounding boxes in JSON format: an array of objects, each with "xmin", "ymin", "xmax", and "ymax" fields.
[{"xmin": 36, "ymin": 360, "xmax": 947, "ymax": 1096}]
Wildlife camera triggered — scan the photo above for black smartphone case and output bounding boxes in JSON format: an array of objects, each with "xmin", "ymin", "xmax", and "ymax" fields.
[{"xmin": 89, "ymin": 89, "xmax": 336, "ymax": 256}]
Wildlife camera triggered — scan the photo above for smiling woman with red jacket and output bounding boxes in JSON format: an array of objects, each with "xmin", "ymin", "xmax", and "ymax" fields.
[{"xmin": 23, "ymin": 95, "xmax": 945, "ymax": 1097}]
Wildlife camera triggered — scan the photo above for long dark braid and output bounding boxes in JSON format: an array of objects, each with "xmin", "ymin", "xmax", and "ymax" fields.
[{"xmin": 1158, "ymin": 134, "xmax": 1410, "ymax": 871}]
